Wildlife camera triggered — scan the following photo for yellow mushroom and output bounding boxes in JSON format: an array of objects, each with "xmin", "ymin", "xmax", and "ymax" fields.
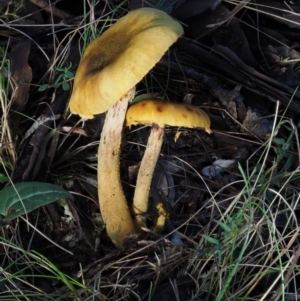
[
  {"xmin": 126, "ymin": 100, "xmax": 211, "ymax": 230},
  {"xmin": 69, "ymin": 8, "xmax": 183, "ymax": 248}
]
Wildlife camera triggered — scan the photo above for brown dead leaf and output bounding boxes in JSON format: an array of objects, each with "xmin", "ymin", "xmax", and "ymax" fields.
[{"xmin": 10, "ymin": 40, "xmax": 32, "ymax": 112}]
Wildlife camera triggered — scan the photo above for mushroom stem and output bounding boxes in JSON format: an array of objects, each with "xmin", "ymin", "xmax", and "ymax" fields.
[
  {"xmin": 98, "ymin": 87, "xmax": 137, "ymax": 248},
  {"xmin": 133, "ymin": 124, "xmax": 165, "ymax": 230}
]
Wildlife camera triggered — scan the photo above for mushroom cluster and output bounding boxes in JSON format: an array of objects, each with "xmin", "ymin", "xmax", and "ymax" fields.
[{"xmin": 69, "ymin": 8, "xmax": 184, "ymax": 248}]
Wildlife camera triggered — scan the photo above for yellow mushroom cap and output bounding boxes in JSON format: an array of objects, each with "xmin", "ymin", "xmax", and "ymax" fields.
[
  {"xmin": 125, "ymin": 100, "xmax": 212, "ymax": 133},
  {"xmin": 69, "ymin": 8, "xmax": 184, "ymax": 119}
]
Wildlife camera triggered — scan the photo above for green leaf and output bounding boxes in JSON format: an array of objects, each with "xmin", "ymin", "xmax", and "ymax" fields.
[
  {"xmin": 55, "ymin": 66, "xmax": 65, "ymax": 72},
  {"xmin": 38, "ymin": 84, "xmax": 49, "ymax": 92},
  {"xmin": 0, "ymin": 182, "xmax": 73, "ymax": 222},
  {"xmin": 54, "ymin": 74, "xmax": 63, "ymax": 85},
  {"xmin": 65, "ymin": 71, "xmax": 74, "ymax": 79},
  {"xmin": 273, "ymin": 137, "xmax": 286, "ymax": 145},
  {"xmin": 202, "ymin": 234, "xmax": 220, "ymax": 245},
  {"xmin": 62, "ymin": 82, "xmax": 70, "ymax": 91},
  {"xmin": 284, "ymin": 155, "xmax": 292, "ymax": 170},
  {"xmin": 215, "ymin": 220, "xmax": 232, "ymax": 232}
]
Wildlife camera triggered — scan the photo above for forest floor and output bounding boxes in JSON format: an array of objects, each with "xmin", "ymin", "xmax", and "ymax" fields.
[{"xmin": 0, "ymin": 1, "xmax": 300, "ymax": 300}]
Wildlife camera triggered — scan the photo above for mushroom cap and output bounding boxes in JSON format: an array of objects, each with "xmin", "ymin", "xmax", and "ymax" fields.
[
  {"xmin": 125, "ymin": 100, "xmax": 211, "ymax": 133},
  {"xmin": 69, "ymin": 8, "xmax": 184, "ymax": 119}
]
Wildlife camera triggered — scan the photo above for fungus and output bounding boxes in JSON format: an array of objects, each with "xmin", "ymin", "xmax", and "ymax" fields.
[
  {"xmin": 126, "ymin": 100, "xmax": 211, "ymax": 230},
  {"xmin": 69, "ymin": 8, "xmax": 183, "ymax": 248}
]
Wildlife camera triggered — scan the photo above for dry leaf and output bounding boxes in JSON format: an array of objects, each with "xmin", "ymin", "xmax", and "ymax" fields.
[{"xmin": 10, "ymin": 40, "xmax": 32, "ymax": 112}]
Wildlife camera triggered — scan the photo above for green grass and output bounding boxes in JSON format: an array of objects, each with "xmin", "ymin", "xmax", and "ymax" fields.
[
  {"xmin": 188, "ymin": 102, "xmax": 300, "ymax": 300},
  {"xmin": 0, "ymin": 237, "xmax": 98, "ymax": 300}
]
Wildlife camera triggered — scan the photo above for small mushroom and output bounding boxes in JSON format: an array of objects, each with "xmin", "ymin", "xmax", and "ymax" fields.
[
  {"xmin": 69, "ymin": 8, "xmax": 183, "ymax": 248},
  {"xmin": 126, "ymin": 100, "xmax": 211, "ymax": 230}
]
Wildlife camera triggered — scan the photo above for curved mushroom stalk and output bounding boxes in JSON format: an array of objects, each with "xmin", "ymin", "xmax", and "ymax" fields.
[
  {"xmin": 98, "ymin": 87, "xmax": 137, "ymax": 248},
  {"xmin": 132, "ymin": 124, "xmax": 165, "ymax": 230}
]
